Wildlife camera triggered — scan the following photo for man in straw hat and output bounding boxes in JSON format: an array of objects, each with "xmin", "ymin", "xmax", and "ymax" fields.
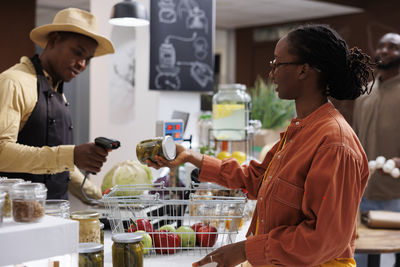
[{"xmin": 0, "ymin": 8, "xmax": 115, "ymax": 200}]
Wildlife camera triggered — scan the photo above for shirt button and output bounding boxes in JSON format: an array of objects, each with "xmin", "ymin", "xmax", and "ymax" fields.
[
  {"xmin": 277, "ymin": 155, "xmax": 281, "ymax": 159},
  {"xmin": 69, "ymin": 125, "xmax": 74, "ymax": 130},
  {"xmin": 268, "ymin": 175, "xmax": 272, "ymax": 179},
  {"xmin": 261, "ymin": 219, "xmax": 264, "ymax": 223},
  {"xmin": 295, "ymin": 121, "xmax": 300, "ymax": 125},
  {"xmin": 65, "ymin": 102, "xmax": 70, "ymax": 106},
  {"xmin": 259, "ymin": 197, "xmax": 263, "ymax": 201}
]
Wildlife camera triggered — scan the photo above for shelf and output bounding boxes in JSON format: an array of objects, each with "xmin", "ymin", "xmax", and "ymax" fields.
[{"xmin": 0, "ymin": 215, "xmax": 79, "ymax": 266}]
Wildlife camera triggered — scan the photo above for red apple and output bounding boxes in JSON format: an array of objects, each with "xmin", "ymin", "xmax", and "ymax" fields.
[
  {"xmin": 196, "ymin": 225, "xmax": 218, "ymax": 247},
  {"xmin": 128, "ymin": 218, "xmax": 154, "ymax": 233},
  {"xmin": 191, "ymin": 222, "xmax": 205, "ymax": 233},
  {"xmin": 153, "ymin": 230, "xmax": 180, "ymax": 254}
]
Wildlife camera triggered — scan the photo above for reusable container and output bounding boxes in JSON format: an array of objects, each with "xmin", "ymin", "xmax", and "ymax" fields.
[
  {"xmin": 9, "ymin": 182, "xmax": 47, "ymax": 223},
  {"xmin": 71, "ymin": 210, "xmax": 101, "ymax": 243},
  {"xmin": 0, "ymin": 190, "xmax": 6, "ymax": 223},
  {"xmin": 112, "ymin": 233, "xmax": 143, "ymax": 267},
  {"xmin": 78, "ymin": 242, "xmax": 103, "ymax": 267},
  {"xmin": 136, "ymin": 136, "xmax": 176, "ymax": 165},
  {"xmin": 0, "ymin": 178, "xmax": 25, "ymax": 218},
  {"xmin": 45, "ymin": 199, "xmax": 70, "ymax": 219},
  {"xmin": 99, "ymin": 222, "xmax": 104, "ymax": 244},
  {"xmin": 212, "ymin": 84, "xmax": 250, "ymax": 140}
]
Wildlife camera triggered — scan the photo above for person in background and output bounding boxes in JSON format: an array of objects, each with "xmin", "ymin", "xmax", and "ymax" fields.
[
  {"xmin": 147, "ymin": 24, "xmax": 374, "ymax": 267},
  {"xmin": 353, "ymin": 32, "xmax": 400, "ymax": 267},
  {"xmin": 0, "ymin": 8, "xmax": 115, "ymax": 200}
]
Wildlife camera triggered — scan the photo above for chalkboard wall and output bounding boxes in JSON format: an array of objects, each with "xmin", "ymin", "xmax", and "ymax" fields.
[{"xmin": 149, "ymin": 0, "xmax": 214, "ymax": 92}]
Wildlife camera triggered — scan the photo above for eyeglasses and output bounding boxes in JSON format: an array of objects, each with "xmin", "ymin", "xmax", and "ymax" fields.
[{"xmin": 269, "ymin": 59, "xmax": 304, "ymax": 71}]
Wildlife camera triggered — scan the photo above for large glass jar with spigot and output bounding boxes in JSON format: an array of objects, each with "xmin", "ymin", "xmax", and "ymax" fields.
[{"xmin": 212, "ymin": 84, "xmax": 250, "ymax": 140}]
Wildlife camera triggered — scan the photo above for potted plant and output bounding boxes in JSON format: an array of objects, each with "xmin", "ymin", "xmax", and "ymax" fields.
[{"xmin": 250, "ymin": 77, "xmax": 296, "ymax": 149}]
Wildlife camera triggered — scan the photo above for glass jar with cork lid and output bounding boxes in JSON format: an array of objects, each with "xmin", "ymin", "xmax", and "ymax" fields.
[{"xmin": 71, "ymin": 210, "xmax": 101, "ymax": 243}]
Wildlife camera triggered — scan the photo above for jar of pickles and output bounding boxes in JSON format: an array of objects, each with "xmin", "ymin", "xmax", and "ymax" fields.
[
  {"xmin": 136, "ymin": 136, "xmax": 176, "ymax": 165},
  {"xmin": 71, "ymin": 211, "xmax": 100, "ymax": 243},
  {"xmin": 78, "ymin": 242, "xmax": 103, "ymax": 267},
  {"xmin": 112, "ymin": 233, "xmax": 143, "ymax": 267},
  {"xmin": 10, "ymin": 182, "xmax": 47, "ymax": 223},
  {"xmin": 0, "ymin": 178, "xmax": 25, "ymax": 218}
]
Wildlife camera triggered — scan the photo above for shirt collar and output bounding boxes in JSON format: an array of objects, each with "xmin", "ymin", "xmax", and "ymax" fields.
[{"xmin": 289, "ymin": 102, "xmax": 334, "ymax": 128}]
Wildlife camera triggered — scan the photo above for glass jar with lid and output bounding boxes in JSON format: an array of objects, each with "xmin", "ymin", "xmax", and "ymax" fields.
[
  {"xmin": 136, "ymin": 136, "xmax": 176, "ymax": 164},
  {"xmin": 99, "ymin": 222, "xmax": 104, "ymax": 244},
  {"xmin": 45, "ymin": 199, "xmax": 70, "ymax": 219},
  {"xmin": 212, "ymin": 84, "xmax": 249, "ymax": 140},
  {"xmin": 78, "ymin": 242, "xmax": 103, "ymax": 267},
  {"xmin": 71, "ymin": 210, "xmax": 100, "ymax": 243},
  {"xmin": 9, "ymin": 182, "xmax": 47, "ymax": 223},
  {"xmin": 112, "ymin": 233, "xmax": 143, "ymax": 267},
  {"xmin": 0, "ymin": 190, "xmax": 6, "ymax": 223},
  {"xmin": 0, "ymin": 178, "xmax": 25, "ymax": 218}
]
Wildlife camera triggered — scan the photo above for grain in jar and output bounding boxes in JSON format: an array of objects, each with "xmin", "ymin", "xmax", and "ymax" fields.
[
  {"xmin": 71, "ymin": 211, "xmax": 100, "ymax": 243},
  {"xmin": 112, "ymin": 233, "xmax": 143, "ymax": 267},
  {"xmin": 0, "ymin": 178, "xmax": 25, "ymax": 218},
  {"xmin": 10, "ymin": 182, "xmax": 47, "ymax": 223}
]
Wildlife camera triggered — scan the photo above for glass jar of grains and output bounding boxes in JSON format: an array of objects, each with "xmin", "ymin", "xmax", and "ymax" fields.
[
  {"xmin": 78, "ymin": 242, "xmax": 103, "ymax": 267},
  {"xmin": 10, "ymin": 182, "xmax": 47, "ymax": 223},
  {"xmin": 0, "ymin": 178, "xmax": 25, "ymax": 218},
  {"xmin": 71, "ymin": 211, "xmax": 100, "ymax": 243},
  {"xmin": 112, "ymin": 233, "xmax": 143, "ymax": 267}
]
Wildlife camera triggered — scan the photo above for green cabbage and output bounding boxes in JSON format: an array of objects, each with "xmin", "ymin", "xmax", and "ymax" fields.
[{"xmin": 101, "ymin": 160, "xmax": 153, "ymax": 195}]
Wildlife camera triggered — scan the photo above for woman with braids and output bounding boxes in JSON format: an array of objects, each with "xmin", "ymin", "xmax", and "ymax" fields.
[{"xmin": 147, "ymin": 24, "xmax": 375, "ymax": 267}]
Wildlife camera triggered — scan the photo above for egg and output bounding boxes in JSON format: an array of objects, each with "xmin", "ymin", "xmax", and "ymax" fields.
[
  {"xmin": 375, "ymin": 156, "xmax": 386, "ymax": 168},
  {"xmin": 391, "ymin": 168, "xmax": 400, "ymax": 179}
]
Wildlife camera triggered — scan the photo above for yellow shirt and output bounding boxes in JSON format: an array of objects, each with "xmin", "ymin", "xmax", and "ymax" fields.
[{"xmin": 0, "ymin": 56, "xmax": 101, "ymax": 201}]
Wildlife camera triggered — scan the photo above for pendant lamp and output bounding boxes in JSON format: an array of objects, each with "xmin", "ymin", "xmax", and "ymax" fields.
[{"xmin": 109, "ymin": 0, "xmax": 149, "ymax": 27}]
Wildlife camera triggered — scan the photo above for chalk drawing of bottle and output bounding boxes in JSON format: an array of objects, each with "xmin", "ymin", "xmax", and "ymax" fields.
[{"xmin": 155, "ymin": 32, "xmax": 198, "ymax": 90}]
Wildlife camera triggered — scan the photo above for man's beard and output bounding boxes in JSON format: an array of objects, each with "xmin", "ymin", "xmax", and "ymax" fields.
[{"xmin": 375, "ymin": 56, "xmax": 400, "ymax": 70}]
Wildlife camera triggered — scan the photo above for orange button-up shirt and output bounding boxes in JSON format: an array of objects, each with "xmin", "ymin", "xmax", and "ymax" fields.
[{"xmin": 199, "ymin": 102, "xmax": 368, "ymax": 267}]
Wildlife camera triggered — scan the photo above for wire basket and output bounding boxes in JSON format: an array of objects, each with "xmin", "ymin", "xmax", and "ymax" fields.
[{"xmin": 103, "ymin": 182, "xmax": 247, "ymax": 256}]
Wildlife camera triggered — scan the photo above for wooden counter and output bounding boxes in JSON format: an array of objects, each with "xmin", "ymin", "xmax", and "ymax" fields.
[{"xmin": 355, "ymin": 224, "xmax": 400, "ymax": 267}]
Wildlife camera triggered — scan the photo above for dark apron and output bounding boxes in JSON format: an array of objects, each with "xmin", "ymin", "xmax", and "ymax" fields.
[{"xmin": 0, "ymin": 55, "xmax": 74, "ymax": 199}]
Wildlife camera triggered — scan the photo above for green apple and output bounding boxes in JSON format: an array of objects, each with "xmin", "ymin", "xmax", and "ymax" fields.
[
  {"xmin": 176, "ymin": 226, "xmax": 196, "ymax": 247},
  {"xmin": 159, "ymin": 224, "xmax": 176, "ymax": 232},
  {"xmin": 136, "ymin": 230, "xmax": 152, "ymax": 254}
]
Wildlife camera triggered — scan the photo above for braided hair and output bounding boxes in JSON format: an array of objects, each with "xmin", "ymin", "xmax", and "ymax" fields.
[{"xmin": 286, "ymin": 24, "xmax": 374, "ymax": 100}]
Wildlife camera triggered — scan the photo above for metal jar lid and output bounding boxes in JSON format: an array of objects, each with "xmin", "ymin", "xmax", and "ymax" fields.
[
  {"xmin": 161, "ymin": 136, "xmax": 176, "ymax": 160},
  {"xmin": 79, "ymin": 242, "xmax": 103, "ymax": 253},
  {"xmin": 112, "ymin": 233, "xmax": 143, "ymax": 244},
  {"xmin": 70, "ymin": 210, "xmax": 99, "ymax": 220}
]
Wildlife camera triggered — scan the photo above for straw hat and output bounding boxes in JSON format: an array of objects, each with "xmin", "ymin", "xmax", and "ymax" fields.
[{"xmin": 30, "ymin": 8, "xmax": 114, "ymax": 57}]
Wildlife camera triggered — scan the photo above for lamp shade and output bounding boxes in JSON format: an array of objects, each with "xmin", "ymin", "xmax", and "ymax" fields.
[{"xmin": 109, "ymin": 0, "xmax": 149, "ymax": 27}]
